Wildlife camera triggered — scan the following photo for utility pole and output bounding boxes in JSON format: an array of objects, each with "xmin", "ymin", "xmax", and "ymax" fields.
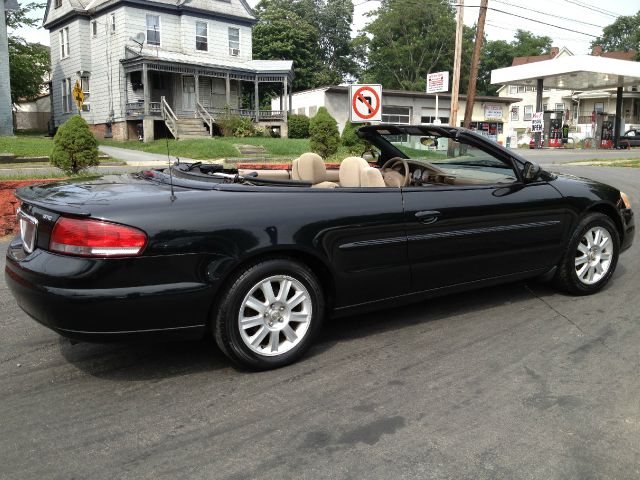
[
  {"xmin": 449, "ymin": 0, "xmax": 464, "ymax": 130},
  {"xmin": 0, "ymin": 0, "xmax": 18, "ymax": 136},
  {"xmin": 463, "ymin": 0, "xmax": 488, "ymax": 129}
]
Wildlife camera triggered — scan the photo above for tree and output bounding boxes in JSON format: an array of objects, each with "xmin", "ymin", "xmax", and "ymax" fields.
[
  {"xmin": 252, "ymin": 1, "xmax": 322, "ymax": 91},
  {"xmin": 309, "ymin": 107, "xmax": 340, "ymax": 158},
  {"xmin": 476, "ymin": 30, "xmax": 552, "ymax": 96},
  {"xmin": 253, "ymin": 0, "xmax": 357, "ymax": 90},
  {"xmin": 50, "ymin": 116, "xmax": 99, "ymax": 174},
  {"xmin": 361, "ymin": 0, "xmax": 461, "ymax": 91},
  {"xmin": 341, "ymin": 120, "xmax": 366, "ymax": 154},
  {"xmin": 288, "ymin": 114, "xmax": 310, "ymax": 139},
  {"xmin": 6, "ymin": 2, "xmax": 50, "ymax": 104},
  {"xmin": 591, "ymin": 12, "xmax": 640, "ymax": 60}
]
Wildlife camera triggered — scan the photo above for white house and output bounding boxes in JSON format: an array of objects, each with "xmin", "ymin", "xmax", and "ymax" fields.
[{"xmin": 43, "ymin": 0, "xmax": 294, "ymax": 141}]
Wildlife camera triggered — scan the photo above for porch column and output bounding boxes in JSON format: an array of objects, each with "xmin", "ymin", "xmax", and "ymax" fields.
[
  {"xmin": 288, "ymin": 81, "xmax": 293, "ymax": 114},
  {"xmin": 535, "ymin": 78, "xmax": 543, "ymax": 148},
  {"xmin": 279, "ymin": 81, "xmax": 283, "ymax": 111},
  {"xmin": 195, "ymin": 73, "xmax": 200, "ymax": 114},
  {"xmin": 143, "ymin": 63, "xmax": 150, "ymax": 115},
  {"xmin": 283, "ymin": 78, "xmax": 288, "ymax": 115},
  {"xmin": 225, "ymin": 73, "xmax": 231, "ymax": 106},
  {"xmin": 254, "ymin": 78, "xmax": 259, "ymax": 122},
  {"xmin": 614, "ymin": 86, "xmax": 623, "ymax": 149}
]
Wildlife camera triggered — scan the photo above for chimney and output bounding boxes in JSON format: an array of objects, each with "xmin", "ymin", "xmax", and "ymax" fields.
[
  {"xmin": 592, "ymin": 45, "xmax": 603, "ymax": 56},
  {"xmin": 550, "ymin": 47, "xmax": 559, "ymax": 57}
]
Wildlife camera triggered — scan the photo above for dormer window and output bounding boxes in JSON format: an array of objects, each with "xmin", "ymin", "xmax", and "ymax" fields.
[
  {"xmin": 196, "ymin": 21, "xmax": 208, "ymax": 51},
  {"xmin": 228, "ymin": 27, "xmax": 240, "ymax": 56},
  {"xmin": 55, "ymin": 0, "xmax": 62, "ymax": 8},
  {"xmin": 146, "ymin": 14, "xmax": 161, "ymax": 46}
]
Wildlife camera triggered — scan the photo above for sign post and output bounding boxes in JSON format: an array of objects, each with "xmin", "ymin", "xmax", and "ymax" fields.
[
  {"xmin": 427, "ymin": 71, "xmax": 450, "ymax": 124},
  {"xmin": 350, "ymin": 84, "xmax": 382, "ymax": 123}
]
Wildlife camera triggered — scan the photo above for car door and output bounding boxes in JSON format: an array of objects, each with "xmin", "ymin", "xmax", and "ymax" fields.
[{"xmin": 402, "ymin": 136, "xmax": 569, "ymax": 293}]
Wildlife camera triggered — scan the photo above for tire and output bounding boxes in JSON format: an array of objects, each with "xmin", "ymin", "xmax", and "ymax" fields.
[
  {"xmin": 213, "ymin": 258, "xmax": 324, "ymax": 370},
  {"xmin": 554, "ymin": 213, "xmax": 620, "ymax": 295}
]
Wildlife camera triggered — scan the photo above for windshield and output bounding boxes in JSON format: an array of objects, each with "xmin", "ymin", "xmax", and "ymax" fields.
[{"xmin": 380, "ymin": 132, "xmax": 517, "ymax": 183}]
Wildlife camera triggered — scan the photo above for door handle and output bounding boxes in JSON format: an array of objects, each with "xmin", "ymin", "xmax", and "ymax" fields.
[{"xmin": 415, "ymin": 210, "xmax": 440, "ymax": 224}]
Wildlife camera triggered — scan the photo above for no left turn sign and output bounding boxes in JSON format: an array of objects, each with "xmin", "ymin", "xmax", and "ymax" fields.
[{"xmin": 350, "ymin": 84, "xmax": 382, "ymax": 123}]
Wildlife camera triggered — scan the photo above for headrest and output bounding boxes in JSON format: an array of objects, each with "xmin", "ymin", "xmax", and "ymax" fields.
[
  {"xmin": 360, "ymin": 167, "xmax": 386, "ymax": 187},
  {"xmin": 297, "ymin": 152, "xmax": 326, "ymax": 184},
  {"xmin": 339, "ymin": 157, "xmax": 369, "ymax": 187}
]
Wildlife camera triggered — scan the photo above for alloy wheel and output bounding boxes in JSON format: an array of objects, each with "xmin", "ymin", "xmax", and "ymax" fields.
[{"xmin": 575, "ymin": 226, "xmax": 614, "ymax": 286}]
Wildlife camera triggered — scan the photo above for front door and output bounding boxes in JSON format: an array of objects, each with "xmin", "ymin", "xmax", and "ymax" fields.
[
  {"xmin": 402, "ymin": 138, "xmax": 569, "ymax": 292},
  {"xmin": 182, "ymin": 75, "xmax": 196, "ymax": 112}
]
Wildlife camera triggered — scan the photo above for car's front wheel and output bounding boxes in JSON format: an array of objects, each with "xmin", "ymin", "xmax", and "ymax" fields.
[
  {"xmin": 213, "ymin": 258, "xmax": 324, "ymax": 370},
  {"xmin": 554, "ymin": 213, "xmax": 620, "ymax": 295}
]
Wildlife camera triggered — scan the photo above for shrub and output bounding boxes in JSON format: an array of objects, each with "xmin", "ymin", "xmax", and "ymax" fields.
[
  {"xmin": 288, "ymin": 114, "xmax": 310, "ymax": 139},
  {"xmin": 232, "ymin": 117, "xmax": 255, "ymax": 138},
  {"xmin": 309, "ymin": 107, "xmax": 340, "ymax": 159},
  {"xmin": 341, "ymin": 120, "xmax": 367, "ymax": 154},
  {"xmin": 50, "ymin": 115, "xmax": 99, "ymax": 174}
]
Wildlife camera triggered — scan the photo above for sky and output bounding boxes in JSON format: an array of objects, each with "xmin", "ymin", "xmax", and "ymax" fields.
[{"xmin": 10, "ymin": 0, "xmax": 640, "ymax": 56}]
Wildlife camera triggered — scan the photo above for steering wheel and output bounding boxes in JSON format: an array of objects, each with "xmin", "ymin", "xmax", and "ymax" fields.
[{"xmin": 381, "ymin": 157, "xmax": 411, "ymax": 187}]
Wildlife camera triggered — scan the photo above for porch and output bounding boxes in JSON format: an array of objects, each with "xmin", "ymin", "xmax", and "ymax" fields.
[{"xmin": 121, "ymin": 48, "xmax": 294, "ymax": 141}]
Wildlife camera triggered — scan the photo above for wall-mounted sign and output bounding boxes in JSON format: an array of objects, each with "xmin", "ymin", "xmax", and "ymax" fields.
[
  {"xmin": 427, "ymin": 72, "xmax": 449, "ymax": 94},
  {"xmin": 484, "ymin": 104, "xmax": 503, "ymax": 119}
]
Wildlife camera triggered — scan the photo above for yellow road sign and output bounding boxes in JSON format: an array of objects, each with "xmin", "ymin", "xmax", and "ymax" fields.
[{"xmin": 73, "ymin": 80, "xmax": 85, "ymax": 110}]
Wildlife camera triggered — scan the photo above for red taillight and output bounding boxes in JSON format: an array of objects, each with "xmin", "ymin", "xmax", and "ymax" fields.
[{"xmin": 49, "ymin": 217, "xmax": 147, "ymax": 257}]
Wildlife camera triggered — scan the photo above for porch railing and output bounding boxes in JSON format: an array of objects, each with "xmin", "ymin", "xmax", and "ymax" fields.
[
  {"xmin": 202, "ymin": 107, "xmax": 286, "ymax": 122},
  {"xmin": 126, "ymin": 101, "xmax": 162, "ymax": 117},
  {"xmin": 196, "ymin": 102, "xmax": 214, "ymax": 136},
  {"xmin": 161, "ymin": 96, "xmax": 179, "ymax": 139}
]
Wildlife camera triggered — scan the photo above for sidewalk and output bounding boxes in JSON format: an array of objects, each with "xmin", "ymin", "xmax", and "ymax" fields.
[{"xmin": 98, "ymin": 145, "xmax": 202, "ymax": 166}]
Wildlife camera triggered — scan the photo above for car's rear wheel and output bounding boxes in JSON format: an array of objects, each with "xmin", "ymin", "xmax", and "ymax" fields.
[
  {"xmin": 213, "ymin": 258, "xmax": 324, "ymax": 370},
  {"xmin": 554, "ymin": 213, "xmax": 620, "ymax": 295}
]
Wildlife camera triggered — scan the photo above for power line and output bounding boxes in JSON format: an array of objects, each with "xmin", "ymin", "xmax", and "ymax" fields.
[
  {"xmin": 562, "ymin": 0, "xmax": 621, "ymax": 19},
  {"xmin": 491, "ymin": 0, "xmax": 606, "ymax": 29}
]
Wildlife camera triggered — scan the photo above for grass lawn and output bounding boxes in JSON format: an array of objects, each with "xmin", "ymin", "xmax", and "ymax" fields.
[
  {"xmin": 567, "ymin": 158, "xmax": 640, "ymax": 167},
  {"xmin": 0, "ymin": 133, "xmax": 54, "ymax": 157},
  {"xmin": 100, "ymin": 137, "xmax": 312, "ymax": 160}
]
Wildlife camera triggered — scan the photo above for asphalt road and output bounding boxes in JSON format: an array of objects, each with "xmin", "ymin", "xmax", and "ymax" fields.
[{"xmin": 1, "ymin": 165, "xmax": 639, "ymax": 479}]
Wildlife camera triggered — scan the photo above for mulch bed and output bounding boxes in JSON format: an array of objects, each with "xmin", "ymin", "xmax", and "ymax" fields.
[{"xmin": 0, "ymin": 179, "xmax": 64, "ymax": 237}]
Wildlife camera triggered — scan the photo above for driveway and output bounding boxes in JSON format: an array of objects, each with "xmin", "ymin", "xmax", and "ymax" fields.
[{"xmin": 1, "ymin": 165, "xmax": 639, "ymax": 479}]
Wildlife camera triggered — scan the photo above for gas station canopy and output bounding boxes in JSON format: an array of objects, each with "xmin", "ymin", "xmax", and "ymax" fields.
[{"xmin": 491, "ymin": 55, "xmax": 640, "ymax": 91}]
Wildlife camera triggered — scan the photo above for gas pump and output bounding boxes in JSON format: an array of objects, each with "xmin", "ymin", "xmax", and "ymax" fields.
[
  {"xmin": 542, "ymin": 110, "xmax": 564, "ymax": 148},
  {"xmin": 594, "ymin": 112, "xmax": 616, "ymax": 149}
]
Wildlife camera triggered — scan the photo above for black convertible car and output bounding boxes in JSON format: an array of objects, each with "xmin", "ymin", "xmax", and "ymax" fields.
[{"xmin": 6, "ymin": 125, "xmax": 635, "ymax": 369}]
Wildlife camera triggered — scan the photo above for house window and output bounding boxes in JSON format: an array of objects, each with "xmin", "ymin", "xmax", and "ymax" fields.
[
  {"xmin": 110, "ymin": 14, "xmax": 116, "ymax": 33},
  {"xmin": 196, "ymin": 21, "xmax": 208, "ymax": 51},
  {"xmin": 382, "ymin": 106, "xmax": 411, "ymax": 124},
  {"xmin": 228, "ymin": 27, "xmax": 240, "ymax": 56},
  {"xmin": 61, "ymin": 78, "xmax": 72, "ymax": 113},
  {"xmin": 91, "ymin": 21, "xmax": 97, "ymax": 37},
  {"xmin": 420, "ymin": 116, "xmax": 449, "ymax": 124},
  {"xmin": 80, "ymin": 75, "xmax": 91, "ymax": 112},
  {"xmin": 59, "ymin": 27, "xmax": 70, "ymax": 59},
  {"xmin": 594, "ymin": 102, "xmax": 604, "ymax": 113},
  {"xmin": 309, "ymin": 106, "xmax": 317, "ymax": 117},
  {"xmin": 510, "ymin": 106, "xmax": 519, "ymax": 121},
  {"xmin": 517, "ymin": 86, "xmax": 525, "ymax": 93},
  {"xmin": 509, "ymin": 85, "xmax": 517, "ymax": 94},
  {"xmin": 543, "ymin": 104, "xmax": 547, "ymax": 111},
  {"xmin": 555, "ymin": 103, "xmax": 565, "ymax": 111},
  {"xmin": 55, "ymin": 0, "xmax": 62, "ymax": 7},
  {"xmin": 523, "ymin": 105, "xmax": 533, "ymax": 121},
  {"xmin": 146, "ymin": 14, "xmax": 161, "ymax": 46}
]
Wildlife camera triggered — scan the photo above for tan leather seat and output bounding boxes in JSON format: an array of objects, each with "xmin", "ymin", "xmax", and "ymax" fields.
[
  {"xmin": 360, "ymin": 167, "xmax": 386, "ymax": 187},
  {"xmin": 339, "ymin": 157, "xmax": 370, "ymax": 187},
  {"xmin": 291, "ymin": 158, "xmax": 301, "ymax": 181},
  {"xmin": 297, "ymin": 152, "xmax": 338, "ymax": 188}
]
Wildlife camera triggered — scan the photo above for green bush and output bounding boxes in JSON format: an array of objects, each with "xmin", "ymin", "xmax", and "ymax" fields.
[
  {"xmin": 288, "ymin": 114, "xmax": 310, "ymax": 139},
  {"xmin": 341, "ymin": 120, "xmax": 367, "ymax": 154},
  {"xmin": 50, "ymin": 115, "xmax": 99, "ymax": 174},
  {"xmin": 232, "ymin": 117, "xmax": 255, "ymax": 138},
  {"xmin": 309, "ymin": 107, "xmax": 340, "ymax": 159}
]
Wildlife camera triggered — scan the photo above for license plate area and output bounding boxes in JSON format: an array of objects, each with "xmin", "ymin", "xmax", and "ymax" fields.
[{"xmin": 17, "ymin": 208, "xmax": 38, "ymax": 254}]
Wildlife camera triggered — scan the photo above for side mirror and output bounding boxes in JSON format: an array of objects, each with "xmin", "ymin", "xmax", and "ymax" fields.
[{"xmin": 522, "ymin": 161, "xmax": 541, "ymax": 182}]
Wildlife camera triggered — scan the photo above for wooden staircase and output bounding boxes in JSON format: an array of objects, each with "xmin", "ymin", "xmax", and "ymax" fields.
[{"xmin": 175, "ymin": 117, "xmax": 210, "ymax": 139}]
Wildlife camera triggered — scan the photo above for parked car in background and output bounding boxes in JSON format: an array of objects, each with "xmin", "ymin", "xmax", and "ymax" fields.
[
  {"xmin": 620, "ymin": 129, "xmax": 640, "ymax": 148},
  {"xmin": 5, "ymin": 125, "xmax": 635, "ymax": 370}
]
